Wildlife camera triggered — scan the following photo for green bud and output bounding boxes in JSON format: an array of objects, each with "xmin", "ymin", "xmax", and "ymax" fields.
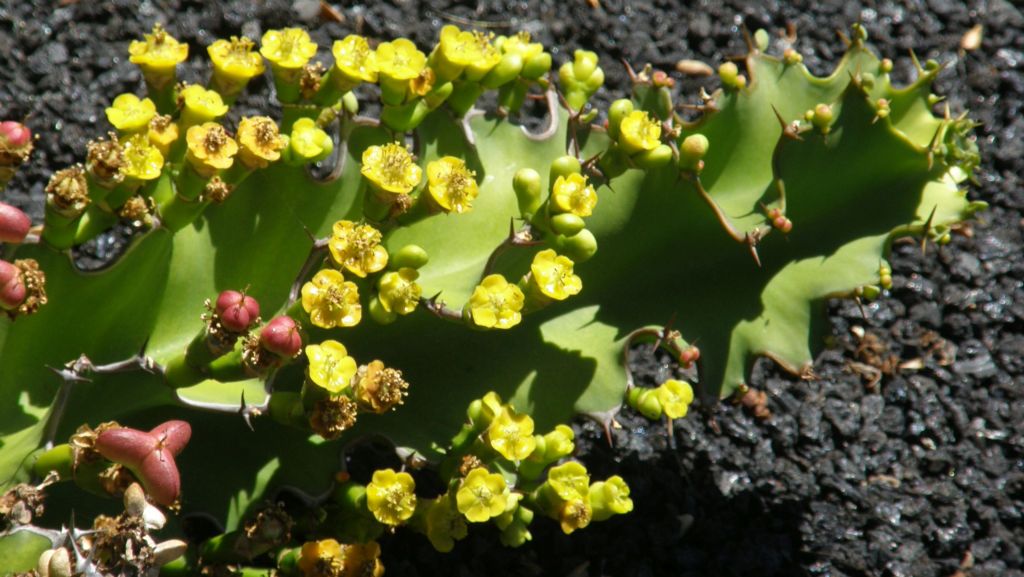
[
  {"xmin": 927, "ymin": 93, "xmax": 943, "ymax": 106},
  {"xmin": 627, "ymin": 387, "xmax": 663, "ymax": 420},
  {"xmin": 542, "ymin": 424, "xmax": 575, "ymax": 461},
  {"xmin": 560, "ymin": 50, "xmax": 604, "ymax": 110},
  {"xmin": 860, "ymin": 285, "xmax": 881, "ymax": 300},
  {"xmin": 852, "ymin": 23, "xmax": 868, "ymax": 42},
  {"xmin": 368, "ymin": 296, "xmax": 397, "ymax": 325},
  {"xmin": 482, "ymin": 53, "xmax": 524, "ymax": 89},
  {"xmin": 811, "ymin": 103, "xmax": 833, "ymax": 132},
  {"xmin": 424, "ymin": 81, "xmax": 454, "ymax": 110},
  {"xmin": 33, "ymin": 444, "xmax": 74, "ymax": 480},
  {"xmin": 925, "ymin": 59, "xmax": 940, "ymax": 72},
  {"xmin": 521, "ymin": 52, "xmax": 552, "ymax": 80},
  {"xmin": 392, "ymin": 244, "xmax": 429, "ymax": 269},
  {"xmin": 550, "ymin": 155, "xmax": 582, "ymax": 183},
  {"xmin": 634, "ymin": 143, "xmax": 674, "ymax": 169},
  {"xmin": 754, "ymin": 29, "xmax": 770, "ymax": 52},
  {"xmin": 570, "ymin": 50, "xmax": 599, "ymax": 82},
  {"xmin": 381, "ymin": 99, "xmax": 432, "ymax": 132},
  {"xmin": 556, "ymin": 229, "xmax": 598, "ymax": 263},
  {"xmin": 718, "ymin": 61, "xmax": 746, "ymax": 89},
  {"xmin": 859, "ymin": 72, "xmax": 875, "ymax": 90},
  {"xmin": 342, "ymin": 91, "xmax": 359, "ymax": 115},
  {"xmin": 513, "ymin": 167, "xmax": 543, "ymax": 217},
  {"xmin": 679, "ymin": 133, "xmax": 709, "ymax": 171},
  {"xmin": 783, "ymin": 49, "xmax": 803, "ymax": 65},
  {"xmin": 607, "ymin": 99, "xmax": 635, "ymax": 140},
  {"xmin": 551, "ymin": 213, "xmax": 586, "ymax": 237},
  {"xmin": 654, "ymin": 86, "xmax": 674, "ymax": 121},
  {"xmin": 880, "ymin": 58, "xmax": 893, "ymax": 73}
]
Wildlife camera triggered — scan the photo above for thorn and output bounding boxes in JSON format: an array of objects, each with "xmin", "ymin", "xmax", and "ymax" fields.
[
  {"xmin": 622, "ymin": 59, "xmax": 639, "ymax": 84},
  {"xmin": 855, "ymin": 296, "xmax": 868, "ymax": 320},
  {"xmin": 909, "ymin": 49, "xmax": 924, "ymax": 73},
  {"xmin": 746, "ymin": 233, "xmax": 762, "ymax": 267},
  {"xmin": 771, "ymin": 105, "xmax": 804, "ymax": 141},
  {"xmin": 837, "ymin": 29, "xmax": 851, "ymax": 48},
  {"xmin": 920, "ymin": 205, "xmax": 937, "ymax": 256},
  {"xmin": 741, "ymin": 24, "xmax": 756, "ymax": 53},
  {"xmin": 602, "ymin": 419, "xmax": 614, "ymax": 448},
  {"xmin": 240, "ymin": 391, "xmax": 256, "ymax": 431}
]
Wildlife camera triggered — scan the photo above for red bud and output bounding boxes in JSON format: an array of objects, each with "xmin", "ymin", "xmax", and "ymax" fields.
[
  {"xmin": 0, "ymin": 260, "xmax": 25, "ymax": 310},
  {"xmin": 215, "ymin": 290, "xmax": 260, "ymax": 332},
  {"xmin": 260, "ymin": 315, "xmax": 302, "ymax": 358},
  {"xmin": 0, "ymin": 121, "xmax": 31, "ymax": 149},
  {"xmin": 95, "ymin": 428, "xmax": 158, "ymax": 468},
  {"xmin": 0, "ymin": 202, "xmax": 31, "ymax": 243},
  {"xmin": 138, "ymin": 449, "xmax": 181, "ymax": 506},
  {"xmin": 679, "ymin": 346, "xmax": 701, "ymax": 366},
  {"xmin": 773, "ymin": 216, "xmax": 793, "ymax": 233},
  {"xmin": 149, "ymin": 420, "xmax": 191, "ymax": 456}
]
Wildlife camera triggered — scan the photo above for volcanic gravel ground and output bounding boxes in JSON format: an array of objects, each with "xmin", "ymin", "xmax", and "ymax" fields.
[{"xmin": 1, "ymin": 1, "xmax": 1022, "ymax": 575}]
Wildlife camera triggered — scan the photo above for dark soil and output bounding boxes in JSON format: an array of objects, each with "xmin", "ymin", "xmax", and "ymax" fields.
[{"xmin": 2, "ymin": 1, "xmax": 1022, "ymax": 576}]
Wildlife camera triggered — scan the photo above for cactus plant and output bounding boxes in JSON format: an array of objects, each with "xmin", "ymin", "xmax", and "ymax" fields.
[{"xmin": 0, "ymin": 21, "xmax": 981, "ymax": 574}]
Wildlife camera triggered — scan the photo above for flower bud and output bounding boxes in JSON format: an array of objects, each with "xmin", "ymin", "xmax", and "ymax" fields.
[
  {"xmin": 626, "ymin": 387, "xmax": 663, "ymax": 420},
  {"xmin": 718, "ymin": 61, "xmax": 746, "ymax": 90},
  {"xmin": 0, "ymin": 202, "xmax": 31, "ymax": 243},
  {"xmin": 679, "ymin": 133, "xmax": 709, "ymax": 172},
  {"xmin": 606, "ymin": 99, "xmax": 634, "ymax": 140},
  {"xmin": 549, "ymin": 154, "xmax": 581, "ymax": 183},
  {"xmin": 0, "ymin": 259, "xmax": 27, "ymax": 311},
  {"xmin": 633, "ymin": 143, "xmax": 674, "ymax": 169},
  {"xmin": 0, "ymin": 121, "xmax": 32, "ymax": 150},
  {"xmin": 550, "ymin": 213, "xmax": 585, "ymax": 237},
  {"xmin": 513, "ymin": 167, "xmax": 542, "ymax": 217},
  {"xmin": 783, "ymin": 49, "xmax": 803, "ymax": 65},
  {"xmin": 215, "ymin": 289, "xmax": 260, "ymax": 333},
  {"xmin": 261, "ymin": 315, "xmax": 302, "ymax": 358},
  {"xmin": 810, "ymin": 103, "xmax": 833, "ymax": 133},
  {"xmin": 391, "ymin": 244, "xmax": 429, "ymax": 269},
  {"xmin": 555, "ymin": 229, "xmax": 598, "ymax": 263}
]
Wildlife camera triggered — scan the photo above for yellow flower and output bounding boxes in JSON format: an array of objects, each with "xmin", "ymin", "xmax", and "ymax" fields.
[
  {"xmin": 375, "ymin": 38, "xmax": 426, "ymax": 81},
  {"xmin": 360, "ymin": 142, "xmax": 422, "ymax": 195},
  {"xmin": 305, "ymin": 339, "xmax": 358, "ymax": 394},
  {"xmin": 487, "ymin": 407, "xmax": 536, "ymax": 461},
  {"xmin": 436, "ymin": 26, "xmax": 500, "ymax": 79},
  {"xmin": 339, "ymin": 542, "xmax": 384, "ymax": 577},
  {"xmin": 185, "ymin": 122, "xmax": 237, "ymax": 177},
  {"xmin": 546, "ymin": 461, "xmax": 590, "ymax": 501},
  {"xmin": 120, "ymin": 134, "xmax": 164, "ymax": 182},
  {"xmin": 468, "ymin": 274, "xmax": 524, "ymax": 330},
  {"xmin": 377, "ymin": 268, "xmax": 421, "ymax": 315},
  {"xmin": 260, "ymin": 28, "xmax": 317, "ymax": 70},
  {"xmin": 179, "ymin": 84, "xmax": 230, "ymax": 125},
  {"xmin": 208, "ymin": 36, "xmax": 265, "ymax": 87},
  {"xmin": 655, "ymin": 379, "xmax": 694, "ymax": 420},
  {"xmin": 530, "ymin": 249, "xmax": 582, "ymax": 301},
  {"xmin": 456, "ymin": 468, "xmax": 510, "ymax": 523},
  {"xmin": 288, "ymin": 118, "xmax": 333, "ymax": 163},
  {"xmin": 424, "ymin": 497, "xmax": 468, "ymax": 552},
  {"xmin": 589, "ymin": 475, "xmax": 633, "ymax": 521},
  {"xmin": 301, "ymin": 268, "xmax": 362, "ymax": 329},
  {"xmin": 147, "ymin": 115, "xmax": 178, "ymax": 157},
  {"xmin": 499, "ymin": 31, "xmax": 544, "ymax": 60},
  {"xmin": 552, "ymin": 173, "xmax": 597, "ymax": 218},
  {"xmin": 427, "ymin": 156, "xmax": 479, "ymax": 214},
  {"xmin": 541, "ymin": 424, "xmax": 575, "ymax": 461},
  {"xmin": 332, "ymin": 35, "xmax": 378, "ymax": 84},
  {"xmin": 236, "ymin": 116, "xmax": 285, "ymax": 169},
  {"xmin": 105, "ymin": 94, "xmax": 156, "ymax": 133},
  {"xmin": 298, "ymin": 538, "xmax": 344, "ymax": 577},
  {"xmin": 351, "ymin": 360, "xmax": 409, "ymax": 414},
  {"xmin": 129, "ymin": 24, "xmax": 188, "ymax": 84},
  {"xmin": 559, "ymin": 498, "xmax": 592, "ymax": 534},
  {"xmin": 365, "ymin": 468, "xmax": 417, "ymax": 526},
  {"xmin": 328, "ymin": 220, "xmax": 389, "ymax": 278},
  {"xmin": 618, "ymin": 110, "xmax": 662, "ymax": 154}
]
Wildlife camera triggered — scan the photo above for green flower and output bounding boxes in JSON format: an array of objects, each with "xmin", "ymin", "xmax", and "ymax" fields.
[
  {"xmin": 305, "ymin": 339, "xmax": 358, "ymax": 394},
  {"xmin": 589, "ymin": 475, "xmax": 633, "ymax": 521},
  {"xmin": 365, "ymin": 468, "xmax": 417, "ymax": 526},
  {"xmin": 456, "ymin": 467, "xmax": 510, "ymax": 523}
]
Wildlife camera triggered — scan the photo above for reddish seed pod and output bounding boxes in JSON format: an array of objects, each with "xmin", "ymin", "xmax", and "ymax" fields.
[
  {"xmin": 215, "ymin": 289, "xmax": 260, "ymax": 332},
  {"xmin": 766, "ymin": 207, "xmax": 781, "ymax": 220},
  {"xmin": 0, "ymin": 202, "xmax": 31, "ymax": 243},
  {"xmin": 149, "ymin": 420, "xmax": 192, "ymax": 456},
  {"xmin": 0, "ymin": 121, "xmax": 31, "ymax": 149},
  {"xmin": 0, "ymin": 260, "xmax": 25, "ymax": 310},
  {"xmin": 260, "ymin": 315, "xmax": 302, "ymax": 358},
  {"xmin": 773, "ymin": 216, "xmax": 793, "ymax": 233},
  {"xmin": 679, "ymin": 346, "xmax": 701, "ymax": 366},
  {"xmin": 94, "ymin": 420, "xmax": 192, "ymax": 506}
]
